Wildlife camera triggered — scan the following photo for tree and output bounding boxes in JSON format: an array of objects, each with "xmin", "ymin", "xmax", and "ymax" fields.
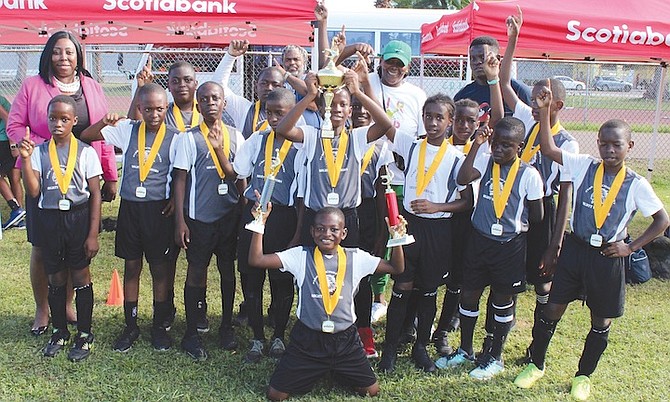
[{"xmin": 376, "ymin": 0, "xmax": 470, "ymax": 9}]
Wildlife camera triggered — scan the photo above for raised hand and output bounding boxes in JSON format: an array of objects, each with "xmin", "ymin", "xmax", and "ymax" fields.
[
  {"xmin": 483, "ymin": 52, "xmax": 500, "ymax": 81},
  {"xmin": 474, "ymin": 120, "xmax": 493, "ymax": 145},
  {"xmin": 136, "ymin": 55, "xmax": 154, "ymax": 87},
  {"xmin": 102, "ymin": 113, "xmax": 126, "ymax": 126},
  {"xmin": 506, "ymin": 5, "xmax": 523, "ymax": 38},
  {"xmin": 228, "ymin": 40, "xmax": 249, "ymax": 57},
  {"xmin": 535, "ymin": 78, "xmax": 552, "ymax": 109},
  {"xmin": 208, "ymin": 120, "xmax": 223, "ymax": 149},
  {"xmin": 332, "ymin": 25, "xmax": 346, "ymax": 55},
  {"xmin": 343, "ymin": 69, "xmax": 361, "ymax": 96},
  {"xmin": 314, "ymin": 1, "xmax": 328, "ymax": 23},
  {"xmin": 351, "ymin": 51, "xmax": 370, "ymax": 82},
  {"xmin": 387, "ymin": 215, "xmax": 409, "ymax": 238},
  {"xmin": 19, "ymin": 126, "xmax": 35, "ymax": 159},
  {"xmin": 305, "ymin": 72, "xmax": 320, "ymax": 98}
]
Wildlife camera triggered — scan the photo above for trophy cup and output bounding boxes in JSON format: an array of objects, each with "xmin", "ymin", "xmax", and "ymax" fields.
[
  {"xmin": 317, "ymin": 38, "xmax": 345, "ymax": 139},
  {"xmin": 381, "ymin": 169, "xmax": 415, "ymax": 247},
  {"xmin": 245, "ymin": 148, "xmax": 281, "ymax": 234}
]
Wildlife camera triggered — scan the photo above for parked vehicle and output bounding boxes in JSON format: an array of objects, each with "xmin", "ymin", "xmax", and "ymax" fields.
[
  {"xmin": 553, "ymin": 75, "xmax": 586, "ymax": 90},
  {"xmin": 594, "ymin": 76, "xmax": 633, "ymax": 92}
]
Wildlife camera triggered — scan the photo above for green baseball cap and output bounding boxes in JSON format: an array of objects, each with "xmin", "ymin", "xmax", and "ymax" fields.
[{"xmin": 381, "ymin": 40, "xmax": 412, "ymax": 66}]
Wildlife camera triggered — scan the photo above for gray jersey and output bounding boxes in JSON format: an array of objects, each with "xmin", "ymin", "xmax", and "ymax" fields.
[
  {"xmin": 241, "ymin": 102, "xmax": 266, "ymax": 139},
  {"xmin": 276, "ymin": 246, "xmax": 380, "ymax": 333},
  {"xmin": 360, "ymin": 140, "xmax": 392, "ymax": 199},
  {"xmin": 471, "ymin": 154, "xmax": 544, "ymax": 241},
  {"xmin": 32, "ymin": 139, "xmax": 102, "ymax": 209},
  {"xmin": 165, "ymin": 102, "xmax": 197, "ymax": 132},
  {"xmin": 173, "ymin": 124, "xmax": 245, "ymax": 223}
]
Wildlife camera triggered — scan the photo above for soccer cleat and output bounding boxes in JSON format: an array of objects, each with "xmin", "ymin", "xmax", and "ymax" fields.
[
  {"xmin": 435, "ymin": 347, "xmax": 475, "ymax": 369},
  {"xmin": 571, "ymin": 375, "xmax": 591, "ymax": 401},
  {"xmin": 112, "ymin": 326, "xmax": 140, "ymax": 352},
  {"xmin": 181, "ymin": 333, "xmax": 208, "ymax": 362},
  {"xmin": 358, "ymin": 327, "xmax": 378, "ymax": 359},
  {"xmin": 268, "ymin": 338, "xmax": 286, "ymax": 359},
  {"xmin": 431, "ymin": 329, "xmax": 453, "ymax": 356},
  {"xmin": 244, "ymin": 339, "xmax": 265, "ymax": 363},
  {"xmin": 150, "ymin": 326, "xmax": 172, "ymax": 351},
  {"xmin": 469, "ymin": 353, "xmax": 504, "ymax": 380},
  {"xmin": 411, "ymin": 343, "xmax": 436, "ymax": 373},
  {"xmin": 2, "ymin": 208, "xmax": 26, "ymax": 230},
  {"xmin": 43, "ymin": 329, "xmax": 70, "ymax": 357},
  {"xmin": 378, "ymin": 345, "xmax": 398, "ymax": 374},
  {"xmin": 370, "ymin": 302, "xmax": 388, "ymax": 323},
  {"xmin": 219, "ymin": 326, "xmax": 238, "ymax": 350},
  {"xmin": 68, "ymin": 332, "xmax": 94, "ymax": 362},
  {"xmin": 514, "ymin": 363, "xmax": 545, "ymax": 389}
]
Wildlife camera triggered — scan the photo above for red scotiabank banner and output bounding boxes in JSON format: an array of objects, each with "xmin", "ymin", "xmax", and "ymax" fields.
[
  {"xmin": 421, "ymin": 0, "xmax": 670, "ymax": 63},
  {"xmin": 0, "ymin": 0, "xmax": 316, "ymax": 45}
]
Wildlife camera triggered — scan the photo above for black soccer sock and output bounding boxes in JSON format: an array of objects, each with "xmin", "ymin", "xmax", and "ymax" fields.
[
  {"xmin": 184, "ymin": 286, "xmax": 206, "ymax": 336},
  {"xmin": 490, "ymin": 299, "xmax": 515, "ymax": 360},
  {"xmin": 152, "ymin": 300, "xmax": 171, "ymax": 329},
  {"xmin": 7, "ymin": 198, "xmax": 20, "ymax": 211},
  {"xmin": 437, "ymin": 286, "xmax": 460, "ymax": 331},
  {"xmin": 74, "ymin": 283, "xmax": 94, "ymax": 334},
  {"xmin": 48, "ymin": 284, "xmax": 68, "ymax": 332},
  {"xmin": 416, "ymin": 289, "xmax": 438, "ymax": 345},
  {"xmin": 402, "ymin": 289, "xmax": 419, "ymax": 333},
  {"xmin": 530, "ymin": 314, "xmax": 559, "ymax": 370},
  {"xmin": 271, "ymin": 275, "xmax": 294, "ymax": 340},
  {"xmin": 484, "ymin": 293, "xmax": 494, "ymax": 335},
  {"xmin": 384, "ymin": 288, "xmax": 412, "ymax": 347},
  {"xmin": 576, "ymin": 325, "xmax": 610, "ymax": 377},
  {"xmin": 246, "ymin": 273, "xmax": 265, "ymax": 341},
  {"xmin": 458, "ymin": 304, "xmax": 479, "ymax": 356},
  {"xmin": 354, "ymin": 277, "xmax": 373, "ymax": 328},
  {"xmin": 528, "ymin": 292, "xmax": 550, "ymax": 352},
  {"xmin": 218, "ymin": 260, "xmax": 236, "ymax": 328},
  {"xmin": 124, "ymin": 301, "xmax": 139, "ymax": 329}
]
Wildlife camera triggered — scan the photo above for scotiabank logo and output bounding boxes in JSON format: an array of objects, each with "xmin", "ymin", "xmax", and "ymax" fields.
[
  {"xmin": 567, "ymin": 20, "xmax": 670, "ymax": 47},
  {"xmin": 0, "ymin": 0, "xmax": 47, "ymax": 9},
  {"xmin": 103, "ymin": 0, "xmax": 237, "ymax": 13}
]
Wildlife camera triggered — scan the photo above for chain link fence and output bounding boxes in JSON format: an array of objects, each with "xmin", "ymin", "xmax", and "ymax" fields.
[{"xmin": 0, "ymin": 45, "xmax": 667, "ymax": 173}]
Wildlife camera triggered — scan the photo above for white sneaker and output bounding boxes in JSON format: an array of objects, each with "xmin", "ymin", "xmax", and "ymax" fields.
[
  {"xmin": 469, "ymin": 354, "xmax": 504, "ymax": 380},
  {"xmin": 370, "ymin": 302, "xmax": 388, "ymax": 323}
]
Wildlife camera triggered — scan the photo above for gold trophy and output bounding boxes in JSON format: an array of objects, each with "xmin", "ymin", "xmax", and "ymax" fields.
[
  {"xmin": 317, "ymin": 38, "xmax": 345, "ymax": 139},
  {"xmin": 245, "ymin": 148, "xmax": 281, "ymax": 234}
]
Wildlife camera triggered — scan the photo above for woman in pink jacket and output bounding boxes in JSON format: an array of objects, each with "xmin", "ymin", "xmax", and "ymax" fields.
[{"xmin": 7, "ymin": 31, "xmax": 118, "ymax": 336}]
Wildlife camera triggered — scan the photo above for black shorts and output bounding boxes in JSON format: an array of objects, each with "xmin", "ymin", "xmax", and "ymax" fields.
[
  {"xmin": 549, "ymin": 233, "xmax": 626, "ymax": 318},
  {"xmin": 393, "ymin": 211, "xmax": 452, "ymax": 290},
  {"xmin": 0, "ymin": 140, "xmax": 16, "ymax": 175},
  {"xmin": 302, "ymin": 207, "xmax": 359, "ymax": 248},
  {"xmin": 237, "ymin": 202, "xmax": 297, "ymax": 274},
  {"xmin": 357, "ymin": 197, "xmax": 378, "ymax": 253},
  {"xmin": 526, "ymin": 196, "xmax": 557, "ymax": 285},
  {"xmin": 115, "ymin": 199, "xmax": 177, "ymax": 264},
  {"xmin": 462, "ymin": 230, "xmax": 527, "ymax": 295},
  {"xmin": 39, "ymin": 203, "xmax": 92, "ymax": 275},
  {"xmin": 25, "ymin": 194, "xmax": 42, "ymax": 246},
  {"xmin": 449, "ymin": 209, "xmax": 473, "ymax": 287},
  {"xmin": 269, "ymin": 320, "xmax": 376, "ymax": 395},
  {"xmin": 185, "ymin": 210, "xmax": 240, "ymax": 271}
]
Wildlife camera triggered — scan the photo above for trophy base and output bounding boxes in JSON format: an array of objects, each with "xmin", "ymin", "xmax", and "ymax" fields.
[
  {"xmin": 387, "ymin": 234, "xmax": 415, "ymax": 247},
  {"xmin": 245, "ymin": 221, "xmax": 266, "ymax": 234},
  {"xmin": 321, "ymin": 128, "xmax": 335, "ymax": 139}
]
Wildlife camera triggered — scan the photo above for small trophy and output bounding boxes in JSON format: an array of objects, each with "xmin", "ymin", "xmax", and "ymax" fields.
[
  {"xmin": 245, "ymin": 148, "xmax": 281, "ymax": 234},
  {"xmin": 381, "ymin": 169, "xmax": 415, "ymax": 247},
  {"xmin": 317, "ymin": 38, "xmax": 345, "ymax": 139}
]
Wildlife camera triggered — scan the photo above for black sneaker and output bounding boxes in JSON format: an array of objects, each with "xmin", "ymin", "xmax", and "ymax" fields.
[
  {"xmin": 181, "ymin": 333, "xmax": 207, "ymax": 362},
  {"xmin": 112, "ymin": 326, "xmax": 140, "ymax": 352},
  {"xmin": 219, "ymin": 326, "xmax": 238, "ymax": 350},
  {"xmin": 161, "ymin": 306, "xmax": 177, "ymax": 331},
  {"xmin": 268, "ymin": 337, "xmax": 285, "ymax": 359},
  {"xmin": 244, "ymin": 339, "xmax": 264, "ymax": 363},
  {"xmin": 412, "ymin": 343, "xmax": 436, "ymax": 373},
  {"xmin": 197, "ymin": 317, "xmax": 210, "ymax": 334},
  {"xmin": 43, "ymin": 329, "xmax": 70, "ymax": 357},
  {"xmin": 150, "ymin": 326, "xmax": 173, "ymax": 351},
  {"xmin": 378, "ymin": 345, "xmax": 398, "ymax": 374},
  {"xmin": 68, "ymin": 332, "xmax": 94, "ymax": 362},
  {"xmin": 398, "ymin": 324, "xmax": 417, "ymax": 349},
  {"xmin": 431, "ymin": 329, "xmax": 453, "ymax": 356}
]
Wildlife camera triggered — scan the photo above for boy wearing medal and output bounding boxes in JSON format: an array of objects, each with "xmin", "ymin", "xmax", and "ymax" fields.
[
  {"xmin": 440, "ymin": 116, "xmax": 544, "ymax": 380},
  {"xmin": 20, "ymin": 95, "xmax": 102, "ymax": 361},
  {"xmin": 81, "ymin": 83, "xmax": 181, "ymax": 352},
  {"xmin": 173, "ymin": 82, "xmax": 246, "ymax": 361},
  {"xmin": 513, "ymin": 84, "xmax": 669, "ymax": 400},
  {"xmin": 234, "ymin": 88, "xmax": 302, "ymax": 363},
  {"xmin": 248, "ymin": 205, "xmax": 406, "ymax": 401},
  {"xmin": 378, "ymin": 94, "xmax": 474, "ymax": 374},
  {"xmin": 275, "ymin": 69, "xmax": 393, "ymax": 247}
]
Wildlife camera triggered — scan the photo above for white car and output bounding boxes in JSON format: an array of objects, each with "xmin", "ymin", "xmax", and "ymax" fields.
[{"xmin": 553, "ymin": 75, "xmax": 586, "ymax": 90}]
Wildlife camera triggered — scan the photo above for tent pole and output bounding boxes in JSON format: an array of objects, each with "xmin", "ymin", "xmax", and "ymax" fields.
[{"xmin": 646, "ymin": 63, "xmax": 666, "ymax": 181}]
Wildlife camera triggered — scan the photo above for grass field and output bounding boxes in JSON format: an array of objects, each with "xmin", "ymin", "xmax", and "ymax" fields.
[{"xmin": 0, "ymin": 159, "xmax": 669, "ymax": 401}]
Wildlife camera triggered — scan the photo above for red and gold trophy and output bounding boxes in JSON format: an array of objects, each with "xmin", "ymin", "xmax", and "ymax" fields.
[{"xmin": 381, "ymin": 170, "xmax": 415, "ymax": 247}]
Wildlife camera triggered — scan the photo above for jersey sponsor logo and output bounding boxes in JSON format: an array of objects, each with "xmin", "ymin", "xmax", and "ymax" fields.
[{"xmin": 103, "ymin": 0, "xmax": 237, "ymax": 14}]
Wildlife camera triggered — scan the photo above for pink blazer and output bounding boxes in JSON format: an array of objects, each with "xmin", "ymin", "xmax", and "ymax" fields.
[{"xmin": 7, "ymin": 74, "xmax": 118, "ymax": 181}]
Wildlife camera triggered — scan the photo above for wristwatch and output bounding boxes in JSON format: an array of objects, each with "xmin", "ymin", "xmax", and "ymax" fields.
[
  {"xmin": 9, "ymin": 143, "xmax": 18, "ymax": 150},
  {"xmin": 284, "ymin": 71, "xmax": 291, "ymax": 81}
]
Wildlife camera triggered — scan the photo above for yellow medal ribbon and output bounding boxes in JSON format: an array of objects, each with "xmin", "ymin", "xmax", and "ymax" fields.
[
  {"xmin": 360, "ymin": 144, "xmax": 376, "ymax": 177},
  {"xmin": 264, "ymin": 130, "xmax": 292, "ymax": 178},
  {"xmin": 172, "ymin": 101, "xmax": 200, "ymax": 132},
  {"xmin": 200, "ymin": 121, "xmax": 230, "ymax": 179},
  {"xmin": 492, "ymin": 157, "xmax": 521, "ymax": 219},
  {"xmin": 138, "ymin": 122, "xmax": 166, "ymax": 183},
  {"xmin": 593, "ymin": 162, "xmax": 626, "ymax": 230},
  {"xmin": 48, "ymin": 136, "xmax": 78, "ymax": 196},
  {"xmin": 448, "ymin": 136, "xmax": 473, "ymax": 155},
  {"xmin": 314, "ymin": 246, "xmax": 347, "ymax": 316},
  {"xmin": 322, "ymin": 128, "xmax": 349, "ymax": 188},
  {"xmin": 520, "ymin": 121, "xmax": 564, "ymax": 163},
  {"xmin": 252, "ymin": 101, "xmax": 269, "ymax": 132},
  {"xmin": 416, "ymin": 138, "xmax": 448, "ymax": 196}
]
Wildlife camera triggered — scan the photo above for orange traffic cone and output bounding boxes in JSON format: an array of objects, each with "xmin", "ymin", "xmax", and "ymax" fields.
[{"xmin": 106, "ymin": 269, "xmax": 124, "ymax": 306}]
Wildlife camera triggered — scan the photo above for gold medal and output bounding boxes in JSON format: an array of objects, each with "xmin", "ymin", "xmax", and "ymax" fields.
[{"xmin": 48, "ymin": 136, "xmax": 78, "ymax": 198}]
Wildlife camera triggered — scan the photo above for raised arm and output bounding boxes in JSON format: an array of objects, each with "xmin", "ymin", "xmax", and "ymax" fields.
[
  {"xmin": 213, "ymin": 40, "xmax": 249, "ymax": 90},
  {"xmin": 457, "ymin": 126, "xmax": 490, "ymax": 185},
  {"xmin": 275, "ymin": 73, "xmax": 320, "ymax": 143},
  {"xmin": 483, "ymin": 53, "xmax": 504, "ymax": 128},
  {"xmin": 536, "ymin": 81, "xmax": 563, "ymax": 164},
  {"xmin": 315, "ymin": 1, "xmax": 330, "ymax": 69},
  {"xmin": 344, "ymin": 70, "xmax": 394, "ymax": 142},
  {"xmin": 373, "ymin": 217, "xmax": 406, "ymax": 275},
  {"xmin": 500, "ymin": 6, "xmax": 523, "ymax": 112},
  {"xmin": 19, "ymin": 128, "xmax": 39, "ymax": 198},
  {"xmin": 248, "ymin": 202, "xmax": 284, "ymax": 269},
  {"xmin": 80, "ymin": 113, "xmax": 125, "ymax": 144},
  {"xmin": 127, "ymin": 56, "xmax": 153, "ymax": 119}
]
